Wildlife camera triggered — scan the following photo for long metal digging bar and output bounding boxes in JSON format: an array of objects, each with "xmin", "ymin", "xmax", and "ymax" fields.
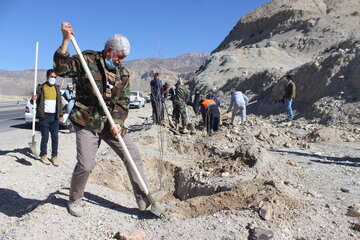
[
  {"xmin": 29, "ymin": 42, "xmax": 40, "ymax": 157},
  {"xmin": 162, "ymin": 101, "xmax": 175, "ymax": 128},
  {"xmin": 70, "ymin": 35, "xmax": 164, "ymax": 217}
]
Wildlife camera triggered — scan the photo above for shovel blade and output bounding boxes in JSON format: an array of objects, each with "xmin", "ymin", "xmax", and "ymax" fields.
[
  {"xmin": 147, "ymin": 191, "xmax": 167, "ymax": 218},
  {"xmin": 150, "ymin": 202, "xmax": 166, "ymax": 218},
  {"xmin": 29, "ymin": 141, "xmax": 40, "ymax": 157}
]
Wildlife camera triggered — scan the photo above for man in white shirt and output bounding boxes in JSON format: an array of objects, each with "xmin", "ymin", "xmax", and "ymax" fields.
[{"xmin": 227, "ymin": 90, "xmax": 249, "ymax": 125}]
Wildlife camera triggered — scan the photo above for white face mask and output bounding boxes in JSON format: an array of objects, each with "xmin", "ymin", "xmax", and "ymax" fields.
[{"xmin": 48, "ymin": 78, "xmax": 56, "ymax": 85}]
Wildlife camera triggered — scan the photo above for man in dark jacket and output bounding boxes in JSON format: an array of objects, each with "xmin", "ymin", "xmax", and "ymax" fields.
[
  {"xmin": 150, "ymin": 72, "xmax": 164, "ymax": 125},
  {"xmin": 192, "ymin": 90, "xmax": 201, "ymax": 115},
  {"xmin": 283, "ymin": 75, "xmax": 296, "ymax": 121},
  {"xmin": 31, "ymin": 69, "xmax": 63, "ymax": 166}
]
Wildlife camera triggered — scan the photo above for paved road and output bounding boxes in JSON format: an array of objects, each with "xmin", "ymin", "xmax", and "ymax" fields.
[{"xmin": 0, "ymin": 104, "xmax": 29, "ymax": 133}]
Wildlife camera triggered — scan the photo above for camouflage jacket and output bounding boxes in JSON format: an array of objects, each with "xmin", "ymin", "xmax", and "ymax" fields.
[
  {"xmin": 173, "ymin": 84, "xmax": 190, "ymax": 107},
  {"xmin": 53, "ymin": 49, "xmax": 130, "ymax": 133}
]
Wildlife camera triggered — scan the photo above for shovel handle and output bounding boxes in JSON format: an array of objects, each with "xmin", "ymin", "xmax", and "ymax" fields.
[
  {"xmin": 32, "ymin": 42, "xmax": 39, "ymax": 136},
  {"xmin": 70, "ymin": 35, "xmax": 150, "ymax": 195}
]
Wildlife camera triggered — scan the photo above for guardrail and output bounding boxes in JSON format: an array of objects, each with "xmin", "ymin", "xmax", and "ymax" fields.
[{"xmin": 0, "ymin": 101, "xmax": 27, "ymax": 107}]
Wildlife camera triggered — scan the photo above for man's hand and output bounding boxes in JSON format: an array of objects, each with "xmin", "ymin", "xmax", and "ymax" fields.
[
  {"xmin": 110, "ymin": 124, "xmax": 122, "ymax": 139},
  {"xmin": 59, "ymin": 117, "xmax": 64, "ymax": 123},
  {"xmin": 32, "ymin": 94, "xmax": 37, "ymax": 101},
  {"xmin": 60, "ymin": 22, "xmax": 74, "ymax": 54},
  {"xmin": 61, "ymin": 22, "xmax": 74, "ymax": 42}
]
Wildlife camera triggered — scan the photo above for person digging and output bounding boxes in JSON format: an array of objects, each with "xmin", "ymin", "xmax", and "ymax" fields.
[{"xmin": 54, "ymin": 22, "xmax": 165, "ymax": 217}]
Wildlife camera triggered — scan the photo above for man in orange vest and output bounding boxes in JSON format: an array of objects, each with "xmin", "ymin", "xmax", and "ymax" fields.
[{"xmin": 200, "ymin": 96, "xmax": 220, "ymax": 136}]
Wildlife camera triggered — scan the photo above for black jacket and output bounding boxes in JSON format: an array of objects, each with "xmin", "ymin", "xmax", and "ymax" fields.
[{"xmin": 283, "ymin": 81, "xmax": 296, "ymax": 99}]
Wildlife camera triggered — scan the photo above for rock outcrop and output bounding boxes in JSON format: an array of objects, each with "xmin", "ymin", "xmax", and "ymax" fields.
[{"xmin": 193, "ymin": 0, "xmax": 360, "ymax": 125}]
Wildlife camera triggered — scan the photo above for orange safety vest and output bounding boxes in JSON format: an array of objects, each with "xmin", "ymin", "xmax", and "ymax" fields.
[{"xmin": 201, "ymin": 99, "xmax": 216, "ymax": 110}]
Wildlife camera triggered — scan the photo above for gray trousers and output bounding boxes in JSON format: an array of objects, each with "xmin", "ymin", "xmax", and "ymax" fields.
[
  {"xmin": 231, "ymin": 104, "xmax": 246, "ymax": 124},
  {"xmin": 70, "ymin": 123, "xmax": 147, "ymax": 204}
]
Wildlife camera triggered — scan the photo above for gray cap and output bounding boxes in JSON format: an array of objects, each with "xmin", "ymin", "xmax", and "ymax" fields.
[{"xmin": 105, "ymin": 34, "xmax": 130, "ymax": 56}]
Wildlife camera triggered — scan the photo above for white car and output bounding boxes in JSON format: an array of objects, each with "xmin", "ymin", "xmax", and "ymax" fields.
[
  {"xmin": 24, "ymin": 98, "xmax": 38, "ymax": 125},
  {"xmin": 129, "ymin": 91, "xmax": 146, "ymax": 108}
]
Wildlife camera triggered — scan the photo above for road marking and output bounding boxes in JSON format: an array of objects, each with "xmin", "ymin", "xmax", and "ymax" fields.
[
  {"xmin": 0, "ymin": 112, "xmax": 22, "ymax": 116},
  {"xmin": 0, "ymin": 118, "xmax": 24, "ymax": 122}
]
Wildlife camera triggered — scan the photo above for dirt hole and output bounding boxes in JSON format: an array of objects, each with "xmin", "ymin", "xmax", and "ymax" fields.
[{"xmin": 89, "ymin": 140, "xmax": 273, "ymax": 220}]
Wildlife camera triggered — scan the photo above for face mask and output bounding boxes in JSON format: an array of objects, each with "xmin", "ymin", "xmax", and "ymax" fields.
[
  {"xmin": 48, "ymin": 78, "xmax": 56, "ymax": 85},
  {"xmin": 105, "ymin": 58, "xmax": 116, "ymax": 69},
  {"xmin": 105, "ymin": 51, "xmax": 120, "ymax": 69}
]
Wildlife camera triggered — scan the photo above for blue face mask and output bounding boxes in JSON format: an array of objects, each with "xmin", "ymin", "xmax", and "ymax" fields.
[
  {"xmin": 105, "ymin": 58, "xmax": 116, "ymax": 69},
  {"xmin": 105, "ymin": 51, "xmax": 121, "ymax": 69}
]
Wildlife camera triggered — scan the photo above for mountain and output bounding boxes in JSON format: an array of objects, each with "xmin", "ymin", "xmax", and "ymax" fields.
[
  {"xmin": 192, "ymin": 0, "xmax": 360, "ymax": 125},
  {"xmin": 124, "ymin": 53, "xmax": 209, "ymax": 92},
  {"xmin": 0, "ymin": 69, "xmax": 48, "ymax": 97},
  {"xmin": 0, "ymin": 53, "xmax": 209, "ymax": 97}
]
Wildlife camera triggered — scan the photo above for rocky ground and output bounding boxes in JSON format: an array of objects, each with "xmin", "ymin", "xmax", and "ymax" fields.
[{"xmin": 0, "ymin": 103, "xmax": 359, "ymax": 240}]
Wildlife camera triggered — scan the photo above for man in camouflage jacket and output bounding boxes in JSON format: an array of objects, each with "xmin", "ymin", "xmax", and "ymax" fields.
[
  {"xmin": 171, "ymin": 79, "xmax": 190, "ymax": 132},
  {"xmin": 54, "ymin": 22, "xmax": 150, "ymax": 217}
]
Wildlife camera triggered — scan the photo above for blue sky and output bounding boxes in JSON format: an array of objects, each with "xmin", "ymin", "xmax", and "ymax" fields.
[{"xmin": 0, "ymin": 0, "xmax": 270, "ymax": 71}]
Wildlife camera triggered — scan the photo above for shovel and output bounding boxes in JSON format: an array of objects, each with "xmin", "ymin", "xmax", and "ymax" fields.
[
  {"xmin": 70, "ymin": 35, "xmax": 165, "ymax": 217},
  {"xmin": 162, "ymin": 101, "xmax": 175, "ymax": 128},
  {"xmin": 29, "ymin": 42, "xmax": 40, "ymax": 157}
]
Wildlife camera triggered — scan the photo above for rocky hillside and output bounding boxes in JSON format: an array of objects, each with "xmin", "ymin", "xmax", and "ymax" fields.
[
  {"xmin": 124, "ymin": 53, "xmax": 209, "ymax": 92},
  {"xmin": 0, "ymin": 70, "xmax": 48, "ymax": 96},
  {"xmin": 193, "ymin": 0, "xmax": 360, "ymax": 125},
  {"xmin": 0, "ymin": 53, "xmax": 208, "ymax": 96}
]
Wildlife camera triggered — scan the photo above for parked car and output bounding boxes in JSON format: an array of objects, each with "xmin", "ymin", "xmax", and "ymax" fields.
[
  {"xmin": 129, "ymin": 91, "xmax": 146, "ymax": 108},
  {"xmin": 24, "ymin": 98, "xmax": 39, "ymax": 125},
  {"xmin": 144, "ymin": 95, "xmax": 151, "ymax": 103}
]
